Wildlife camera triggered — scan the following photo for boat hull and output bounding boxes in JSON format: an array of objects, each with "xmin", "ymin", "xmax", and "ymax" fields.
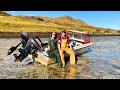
[{"xmin": 28, "ymin": 42, "xmax": 92, "ymax": 66}]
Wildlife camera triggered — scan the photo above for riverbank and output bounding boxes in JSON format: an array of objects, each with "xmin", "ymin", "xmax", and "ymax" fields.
[
  {"xmin": 0, "ymin": 31, "xmax": 53, "ymax": 38},
  {"xmin": 91, "ymin": 34, "xmax": 120, "ymax": 36},
  {"xmin": 0, "ymin": 31, "xmax": 120, "ymax": 38}
]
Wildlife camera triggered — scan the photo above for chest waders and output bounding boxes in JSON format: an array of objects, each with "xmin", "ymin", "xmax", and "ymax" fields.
[
  {"xmin": 47, "ymin": 39, "xmax": 62, "ymax": 68},
  {"xmin": 59, "ymin": 39, "xmax": 76, "ymax": 66}
]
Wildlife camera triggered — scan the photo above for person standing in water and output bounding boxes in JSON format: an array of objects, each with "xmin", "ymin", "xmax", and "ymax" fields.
[
  {"xmin": 57, "ymin": 30, "xmax": 76, "ymax": 68},
  {"xmin": 46, "ymin": 32, "xmax": 62, "ymax": 68}
]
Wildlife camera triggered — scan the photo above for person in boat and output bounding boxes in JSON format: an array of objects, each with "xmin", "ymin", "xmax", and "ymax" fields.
[
  {"xmin": 46, "ymin": 32, "xmax": 62, "ymax": 68},
  {"xmin": 57, "ymin": 30, "xmax": 76, "ymax": 68}
]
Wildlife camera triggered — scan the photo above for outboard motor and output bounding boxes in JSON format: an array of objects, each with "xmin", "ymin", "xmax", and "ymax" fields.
[
  {"xmin": 7, "ymin": 32, "xmax": 29, "ymax": 56},
  {"xmin": 21, "ymin": 32, "xmax": 29, "ymax": 48},
  {"xmin": 14, "ymin": 36, "xmax": 43, "ymax": 62}
]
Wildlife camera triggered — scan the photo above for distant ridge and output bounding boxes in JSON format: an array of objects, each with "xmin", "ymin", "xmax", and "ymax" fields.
[
  {"xmin": 0, "ymin": 11, "xmax": 11, "ymax": 16},
  {"xmin": 0, "ymin": 11, "xmax": 119, "ymax": 35}
]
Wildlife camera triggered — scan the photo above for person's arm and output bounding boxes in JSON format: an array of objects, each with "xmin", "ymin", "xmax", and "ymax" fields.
[
  {"xmin": 57, "ymin": 44, "xmax": 61, "ymax": 52},
  {"xmin": 69, "ymin": 43, "xmax": 73, "ymax": 50},
  {"xmin": 57, "ymin": 36, "xmax": 61, "ymax": 52},
  {"xmin": 48, "ymin": 46, "xmax": 50, "ymax": 51}
]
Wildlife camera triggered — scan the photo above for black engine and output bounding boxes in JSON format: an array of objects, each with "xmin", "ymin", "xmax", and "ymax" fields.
[{"xmin": 14, "ymin": 36, "xmax": 43, "ymax": 62}]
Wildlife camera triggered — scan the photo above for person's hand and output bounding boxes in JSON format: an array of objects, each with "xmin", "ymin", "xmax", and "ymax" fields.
[
  {"xmin": 58, "ymin": 49, "xmax": 63, "ymax": 53},
  {"xmin": 48, "ymin": 46, "xmax": 50, "ymax": 51}
]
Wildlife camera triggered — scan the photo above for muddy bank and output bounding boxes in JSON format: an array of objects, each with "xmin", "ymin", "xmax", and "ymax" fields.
[
  {"xmin": 0, "ymin": 31, "xmax": 61, "ymax": 38},
  {"xmin": 0, "ymin": 31, "xmax": 120, "ymax": 38}
]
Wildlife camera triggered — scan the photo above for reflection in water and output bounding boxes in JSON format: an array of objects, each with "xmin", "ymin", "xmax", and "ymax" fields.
[
  {"xmin": 66, "ymin": 66, "xmax": 76, "ymax": 79},
  {"xmin": 61, "ymin": 66, "xmax": 76, "ymax": 79},
  {"xmin": 61, "ymin": 68, "xmax": 66, "ymax": 79},
  {"xmin": 47, "ymin": 64, "xmax": 76, "ymax": 79}
]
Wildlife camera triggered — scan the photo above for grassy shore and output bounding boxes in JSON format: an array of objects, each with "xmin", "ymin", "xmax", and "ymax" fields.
[
  {"xmin": 0, "ymin": 31, "xmax": 53, "ymax": 38},
  {"xmin": 0, "ymin": 31, "xmax": 120, "ymax": 38}
]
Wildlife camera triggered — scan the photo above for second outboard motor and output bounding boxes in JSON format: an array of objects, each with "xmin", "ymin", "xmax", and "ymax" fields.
[{"xmin": 14, "ymin": 36, "xmax": 43, "ymax": 62}]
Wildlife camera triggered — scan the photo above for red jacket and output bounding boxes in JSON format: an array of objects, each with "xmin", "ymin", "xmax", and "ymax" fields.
[{"xmin": 57, "ymin": 35, "xmax": 70, "ymax": 44}]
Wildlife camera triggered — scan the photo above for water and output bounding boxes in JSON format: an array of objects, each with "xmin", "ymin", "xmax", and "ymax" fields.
[
  {"xmin": 0, "ymin": 36, "xmax": 120, "ymax": 79},
  {"xmin": 84, "ymin": 36, "xmax": 120, "ymax": 79}
]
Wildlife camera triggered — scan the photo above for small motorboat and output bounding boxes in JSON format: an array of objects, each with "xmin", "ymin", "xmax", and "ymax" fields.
[{"xmin": 28, "ymin": 30, "xmax": 93, "ymax": 66}]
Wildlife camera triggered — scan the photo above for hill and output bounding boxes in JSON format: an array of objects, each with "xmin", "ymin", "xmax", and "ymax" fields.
[
  {"xmin": 0, "ymin": 11, "xmax": 11, "ymax": 16},
  {"xmin": 0, "ymin": 11, "xmax": 119, "ymax": 35}
]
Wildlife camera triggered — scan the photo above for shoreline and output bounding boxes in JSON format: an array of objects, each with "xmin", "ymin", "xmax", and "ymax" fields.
[
  {"xmin": 0, "ymin": 31, "xmax": 120, "ymax": 38},
  {"xmin": 0, "ymin": 31, "xmax": 53, "ymax": 38},
  {"xmin": 91, "ymin": 34, "xmax": 120, "ymax": 36}
]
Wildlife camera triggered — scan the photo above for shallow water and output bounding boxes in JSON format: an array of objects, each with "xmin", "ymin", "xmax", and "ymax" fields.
[
  {"xmin": 0, "ymin": 36, "xmax": 120, "ymax": 79},
  {"xmin": 84, "ymin": 36, "xmax": 120, "ymax": 79}
]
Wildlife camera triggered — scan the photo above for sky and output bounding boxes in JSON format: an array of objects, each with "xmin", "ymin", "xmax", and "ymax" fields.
[{"xmin": 4, "ymin": 11, "xmax": 120, "ymax": 30}]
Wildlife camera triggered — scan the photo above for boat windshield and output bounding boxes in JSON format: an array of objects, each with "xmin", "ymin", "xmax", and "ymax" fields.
[
  {"xmin": 67, "ymin": 31, "xmax": 73, "ymax": 38},
  {"xmin": 74, "ymin": 33, "xmax": 84, "ymax": 40},
  {"xmin": 67, "ymin": 31, "xmax": 84, "ymax": 40}
]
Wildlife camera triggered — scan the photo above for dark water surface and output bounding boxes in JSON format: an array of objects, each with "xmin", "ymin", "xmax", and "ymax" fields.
[{"xmin": 0, "ymin": 36, "xmax": 120, "ymax": 79}]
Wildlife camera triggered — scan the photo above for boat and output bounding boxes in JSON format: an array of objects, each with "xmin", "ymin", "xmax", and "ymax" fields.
[{"xmin": 28, "ymin": 30, "xmax": 93, "ymax": 66}]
